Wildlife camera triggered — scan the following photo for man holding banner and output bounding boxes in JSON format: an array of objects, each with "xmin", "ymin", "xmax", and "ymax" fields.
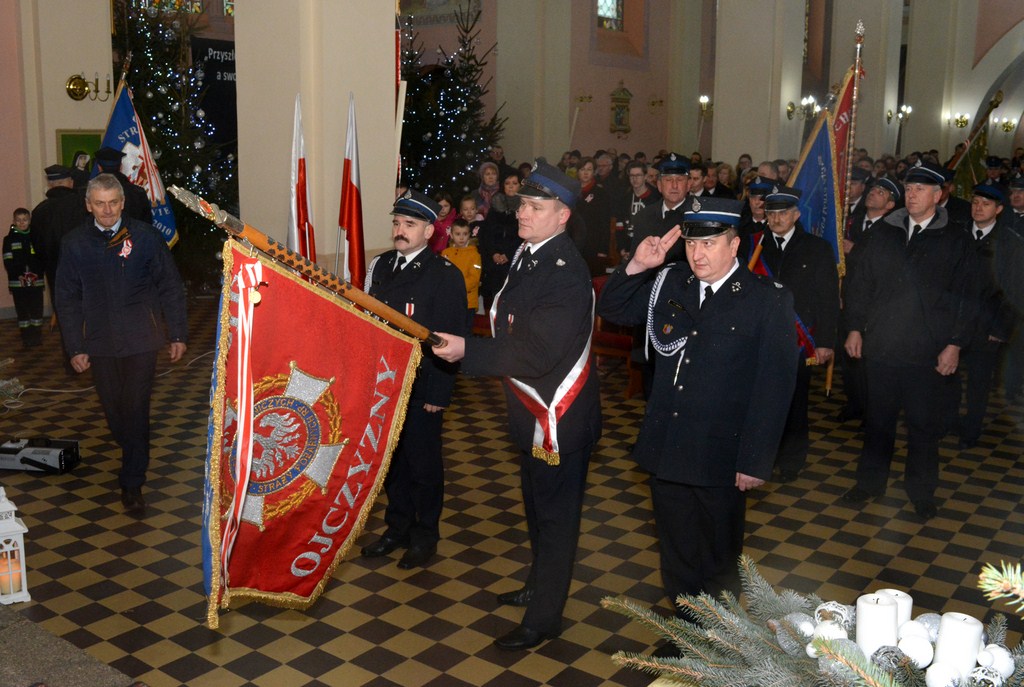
[{"xmin": 433, "ymin": 159, "xmax": 601, "ymax": 651}]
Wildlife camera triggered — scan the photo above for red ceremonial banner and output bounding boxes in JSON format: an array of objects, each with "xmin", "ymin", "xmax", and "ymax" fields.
[{"xmin": 203, "ymin": 242, "xmax": 421, "ymax": 627}]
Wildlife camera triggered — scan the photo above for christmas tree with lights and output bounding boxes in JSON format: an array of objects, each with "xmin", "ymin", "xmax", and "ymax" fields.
[
  {"xmin": 112, "ymin": 0, "xmax": 238, "ymax": 290},
  {"xmin": 400, "ymin": 4, "xmax": 505, "ymax": 197}
]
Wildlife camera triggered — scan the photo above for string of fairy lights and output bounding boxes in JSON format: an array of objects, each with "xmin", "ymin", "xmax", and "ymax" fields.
[{"xmin": 399, "ymin": 11, "xmax": 504, "ymax": 196}]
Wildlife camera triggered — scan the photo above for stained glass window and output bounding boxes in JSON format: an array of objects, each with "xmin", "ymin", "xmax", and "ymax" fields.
[
  {"xmin": 223, "ymin": 0, "xmax": 234, "ymax": 16},
  {"xmin": 597, "ymin": 0, "xmax": 623, "ymax": 31}
]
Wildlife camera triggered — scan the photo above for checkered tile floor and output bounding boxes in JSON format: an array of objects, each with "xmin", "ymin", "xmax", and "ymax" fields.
[{"xmin": 1, "ymin": 296, "xmax": 1022, "ymax": 686}]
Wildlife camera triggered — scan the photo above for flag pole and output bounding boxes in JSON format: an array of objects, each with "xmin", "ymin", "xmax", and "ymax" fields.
[
  {"xmin": 169, "ymin": 185, "xmax": 446, "ymax": 347},
  {"xmin": 947, "ymin": 90, "xmax": 1002, "ymax": 172},
  {"xmin": 840, "ymin": 22, "xmax": 864, "ymax": 235}
]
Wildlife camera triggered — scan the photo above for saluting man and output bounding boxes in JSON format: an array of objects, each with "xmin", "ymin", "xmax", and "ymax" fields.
[
  {"xmin": 360, "ymin": 189, "xmax": 468, "ymax": 570},
  {"xmin": 598, "ymin": 196, "xmax": 797, "ymax": 635},
  {"xmin": 433, "ymin": 159, "xmax": 602, "ymax": 651}
]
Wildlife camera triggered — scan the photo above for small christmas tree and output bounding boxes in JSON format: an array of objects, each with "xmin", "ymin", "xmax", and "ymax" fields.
[
  {"xmin": 400, "ymin": 3, "xmax": 506, "ymax": 197},
  {"xmin": 112, "ymin": 0, "xmax": 238, "ymax": 291}
]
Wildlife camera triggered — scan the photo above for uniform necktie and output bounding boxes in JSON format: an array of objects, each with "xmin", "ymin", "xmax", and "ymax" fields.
[
  {"xmin": 394, "ymin": 255, "xmax": 407, "ymax": 272},
  {"xmin": 910, "ymin": 224, "xmax": 922, "ymax": 242},
  {"xmin": 976, "ymin": 229, "xmax": 984, "ymax": 241},
  {"xmin": 863, "ymin": 218, "xmax": 873, "ymax": 233},
  {"xmin": 775, "ymin": 235, "xmax": 785, "ymax": 251},
  {"xmin": 700, "ymin": 284, "xmax": 713, "ymax": 310},
  {"xmin": 518, "ymin": 247, "xmax": 532, "ymax": 271}
]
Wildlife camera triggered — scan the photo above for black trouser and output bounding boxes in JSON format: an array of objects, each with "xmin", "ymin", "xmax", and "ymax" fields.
[
  {"xmin": 519, "ymin": 444, "xmax": 591, "ymax": 635},
  {"xmin": 650, "ymin": 478, "xmax": 745, "ymax": 612},
  {"xmin": 775, "ymin": 362, "xmax": 810, "ymax": 473},
  {"xmin": 839, "ymin": 346, "xmax": 866, "ymax": 417},
  {"xmin": 382, "ymin": 403, "xmax": 445, "ymax": 548},
  {"xmin": 960, "ymin": 341, "xmax": 1002, "ymax": 442},
  {"xmin": 90, "ymin": 351, "xmax": 158, "ymax": 490},
  {"xmin": 857, "ymin": 360, "xmax": 941, "ymax": 502},
  {"xmin": 11, "ymin": 287, "xmax": 44, "ymax": 346}
]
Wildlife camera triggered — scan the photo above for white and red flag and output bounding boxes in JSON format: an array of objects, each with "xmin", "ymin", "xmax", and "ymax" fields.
[
  {"xmin": 339, "ymin": 93, "xmax": 366, "ymax": 289},
  {"xmin": 289, "ymin": 94, "xmax": 317, "ymax": 262}
]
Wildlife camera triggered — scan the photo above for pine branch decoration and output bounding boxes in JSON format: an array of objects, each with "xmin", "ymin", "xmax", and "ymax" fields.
[
  {"xmin": 979, "ymin": 561, "xmax": 1024, "ymax": 613},
  {"xmin": 739, "ymin": 554, "xmax": 819, "ymax": 621},
  {"xmin": 812, "ymin": 639, "xmax": 898, "ymax": 687}
]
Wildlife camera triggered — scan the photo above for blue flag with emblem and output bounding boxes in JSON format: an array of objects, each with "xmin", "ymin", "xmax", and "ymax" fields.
[
  {"xmin": 98, "ymin": 81, "xmax": 178, "ymax": 246},
  {"xmin": 788, "ymin": 113, "xmax": 844, "ymax": 276}
]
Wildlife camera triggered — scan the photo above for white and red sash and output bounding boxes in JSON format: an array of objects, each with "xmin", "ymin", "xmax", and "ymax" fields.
[{"xmin": 490, "ymin": 243, "xmax": 593, "ymax": 465}]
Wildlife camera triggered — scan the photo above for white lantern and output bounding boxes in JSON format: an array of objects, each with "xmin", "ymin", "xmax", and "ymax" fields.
[{"xmin": 0, "ymin": 487, "xmax": 30, "ymax": 604}]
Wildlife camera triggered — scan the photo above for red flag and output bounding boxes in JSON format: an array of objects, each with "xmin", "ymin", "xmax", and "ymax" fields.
[
  {"xmin": 289, "ymin": 94, "xmax": 317, "ymax": 262},
  {"xmin": 203, "ymin": 242, "xmax": 421, "ymax": 628},
  {"xmin": 831, "ymin": 66, "xmax": 858, "ymax": 210},
  {"xmin": 339, "ymin": 93, "xmax": 366, "ymax": 289}
]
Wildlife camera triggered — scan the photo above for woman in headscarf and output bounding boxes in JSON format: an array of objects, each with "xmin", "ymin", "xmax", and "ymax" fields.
[{"xmin": 472, "ymin": 161, "xmax": 500, "ymax": 218}]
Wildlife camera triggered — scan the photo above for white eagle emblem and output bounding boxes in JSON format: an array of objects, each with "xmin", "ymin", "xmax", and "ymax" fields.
[{"xmin": 692, "ymin": 198, "xmax": 702, "ymax": 212}]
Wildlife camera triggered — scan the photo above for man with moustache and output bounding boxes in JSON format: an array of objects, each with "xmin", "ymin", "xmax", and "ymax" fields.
[
  {"xmin": 360, "ymin": 189, "xmax": 468, "ymax": 569},
  {"xmin": 432, "ymin": 159, "xmax": 601, "ymax": 651},
  {"xmin": 597, "ymin": 196, "xmax": 796, "ymax": 642}
]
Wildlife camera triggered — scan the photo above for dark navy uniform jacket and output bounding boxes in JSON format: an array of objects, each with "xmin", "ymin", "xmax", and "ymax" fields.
[
  {"xmin": 461, "ymin": 231, "xmax": 602, "ymax": 455},
  {"xmin": 55, "ymin": 218, "xmax": 187, "ymax": 358},
  {"xmin": 755, "ymin": 223, "xmax": 840, "ymax": 350},
  {"xmin": 598, "ymin": 260, "xmax": 797, "ymax": 486},
  {"xmin": 844, "ymin": 206, "xmax": 973, "ymax": 367},
  {"xmin": 366, "ymin": 248, "xmax": 467, "ymax": 407}
]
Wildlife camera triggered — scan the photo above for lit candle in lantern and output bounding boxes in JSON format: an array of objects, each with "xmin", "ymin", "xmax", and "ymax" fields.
[
  {"xmin": 855, "ymin": 593, "xmax": 898, "ymax": 658},
  {"xmin": 0, "ymin": 552, "xmax": 23, "ymax": 596}
]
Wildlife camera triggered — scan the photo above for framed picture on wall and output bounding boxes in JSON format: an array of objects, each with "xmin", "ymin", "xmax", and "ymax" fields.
[{"xmin": 56, "ymin": 129, "xmax": 104, "ymax": 173}]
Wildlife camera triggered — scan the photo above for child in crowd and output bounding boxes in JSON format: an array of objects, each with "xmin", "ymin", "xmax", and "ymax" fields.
[
  {"xmin": 442, "ymin": 218, "xmax": 482, "ymax": 330},
  {"xmin": 458, "ymin": 196, "xmax": 484, "ymax": 242},
  {"xmin": 2, "ymin": 208, "xmax": 45, "ymax": 347},
  {"xmin": 429, "ymin": 192, "xmax": 456, "ymax": 253}
]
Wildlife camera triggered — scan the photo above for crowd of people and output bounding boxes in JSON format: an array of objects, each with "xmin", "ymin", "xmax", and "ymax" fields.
[
  {"xmin": 364, "ymin": 141, "xmax": 1024, "ymax": 654},
  {"xmin": 10, "ymin": 138, "xmax": 1024, "ymax": 656}
]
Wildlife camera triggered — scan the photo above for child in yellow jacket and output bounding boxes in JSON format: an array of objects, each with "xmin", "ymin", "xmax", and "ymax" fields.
[{"xmin": 442, "ymin": 218, "xmax": 482, "ymax": 330}]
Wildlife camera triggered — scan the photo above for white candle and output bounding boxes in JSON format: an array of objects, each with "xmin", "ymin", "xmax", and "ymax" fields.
[
  {"xmin": 0, "ymin": 554, "xmax": 23, "ymax": 597},
  {"xmin": 855, "ymin": 593, "xmax": 898, "ymax": 658},
  {"xmin": 878, "ymin": 589, "xmax": 914, "ymax": 625},
  {"xmin": 934, "ymin": 612, "xmax": 983, "ymax": 678}
]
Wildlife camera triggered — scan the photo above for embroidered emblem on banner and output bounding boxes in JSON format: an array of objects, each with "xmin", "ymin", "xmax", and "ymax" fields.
[{"xmin": 222, "ymin": 363, "xmax": 348, "ymax": 530}]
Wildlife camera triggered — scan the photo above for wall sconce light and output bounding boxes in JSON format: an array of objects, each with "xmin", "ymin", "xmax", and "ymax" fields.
[
  {"xmin": 698, "ymin": 95, "xmax": 712, "ymax": 119},
  {"xmin": 0, "ymin": 488, "xmax": 30, "ymax": 605},
  {"xmin": 66, "ymin": 72, "xmax": 111, "ymax": 102},
  {"xmin": 890, "ymin": 104, "xmax": 912, "ymax": 128},
  {"xmin": 949, "ymin": 112, "xmax": 968, "ymax": 128},
  {"xmin": 575, "ymin": 95, "xmax": 593, "ymax": 104},
  {"xmin": 786, "ymin": 96, "xmax": 819, "ymax": 120},
  {"xmin": 996, "ymin": 116, "xmax": 1018, "ymax": 133}
]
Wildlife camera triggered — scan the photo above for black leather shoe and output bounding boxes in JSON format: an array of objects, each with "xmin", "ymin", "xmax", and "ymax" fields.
[
  {"xmin": 397, "ymin": 543, "xmax": 436, "ymax": 569},
  {"xmin": 493, "ymin": 625, "xmax": 558, "ymax": 651},
  {"xmin": 776, "ymin": 468, "xmax": 799, "ymax": 484},
  {"xmin": 913, "ymin": 499, "xmax": 938, "ymax": 520},
  {"xmin": 361, "ymin": 535, "xmax": 408, "ymax": 558},
  {"xmin": 958, "ymin": 435, "xmax": 979, "ymax": 450},
  {"xmin": 121, "ymin": 488, "xmax": 146, "ymax": 516},
  {"xmin": 835, "ymin": 407, "xmax": 862, "ymax": 423},
  {"xmin": 651, "ymin": 641, "xmax": 682, "ymax": 659},
  {"xmin": 496, "ymin": 587, "xmax": 534, "ymax": 607},
  {"xmin": 841, "ymin": 485, "xmax": 880, "ymax": 504}
]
